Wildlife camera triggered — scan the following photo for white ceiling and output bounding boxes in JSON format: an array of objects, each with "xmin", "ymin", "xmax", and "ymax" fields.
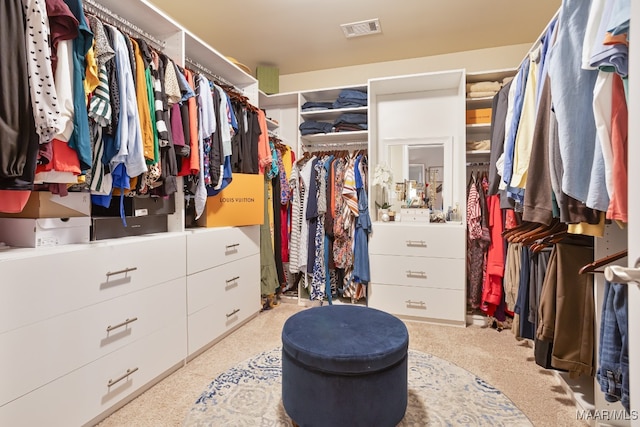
[{"xmin": 147, "ymin": 0, "xmax": 561, "ymax": 76}]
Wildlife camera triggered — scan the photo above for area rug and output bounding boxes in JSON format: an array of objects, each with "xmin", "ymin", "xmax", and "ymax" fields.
[{"xmin": 184, "ymin": 347, "xmax": 532, "ymax": 426}]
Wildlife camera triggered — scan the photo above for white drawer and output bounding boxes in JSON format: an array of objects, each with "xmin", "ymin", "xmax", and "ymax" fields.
[
  {"xmin": 187, "ymin": 255, "xmax": 260, "ymax": 355},
  {"xmin": 186, "ymin": 225, "xmax": 260, "ymax": 274},
  {"xmin": 0, "ymin": 320, "xmax": 186, "ymax": 427},
  {"xmin": 370, "ymin": 254, "xmax": 465, "ymax": 290},
  {"xmin": 369, "ymin": 223, "xmax": 464, "ymax": 258},
  {"xmin": 0, "ymin": 233, "xmax": 186, "ymax": 334},
  {"xmin": 0, "ymin": 277, "xmax": 186, "ymax": 406},
  {"xmin": 187, "ymin": 253, "xmax": 260, "ymax": 315},
  {"xmin": 367, "ymin": 284, "xmax": 465, "ymax": 324}
]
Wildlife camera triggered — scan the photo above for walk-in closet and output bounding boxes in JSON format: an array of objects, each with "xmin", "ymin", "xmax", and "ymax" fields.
[{"xmin": 0, "ymin": 1, "xmax": 637, "ymax": 426}]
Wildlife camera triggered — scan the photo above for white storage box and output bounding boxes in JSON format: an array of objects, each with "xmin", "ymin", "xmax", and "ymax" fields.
[
  {"xmin": 400, "ymin": 208, "xmax": 430, "ymax": 223},
  {"xmin": 0, "ymin": 217, "xmax": 91, "ymax": 248},
  {"xmin": 0, "ymin": 191, "xmax": 90, "ymax": 218}
]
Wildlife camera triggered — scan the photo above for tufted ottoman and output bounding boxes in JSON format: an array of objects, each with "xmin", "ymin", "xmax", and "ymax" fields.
[{"xmin": 281, "ymin": 305, "xmax": 409, "ymax": 427}]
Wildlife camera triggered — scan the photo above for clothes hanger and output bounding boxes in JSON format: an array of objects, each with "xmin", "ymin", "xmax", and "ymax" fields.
[
  {"xmin": 502, "ymin": 221, "xmax": 539, "ymax": 240},
  {"xmin": 578, "ymin": 249, "xmax": 628, "ymax": 275},
  {"xmin": 519, "ymin": 220, "xmax": 565, "ymax": 245}
]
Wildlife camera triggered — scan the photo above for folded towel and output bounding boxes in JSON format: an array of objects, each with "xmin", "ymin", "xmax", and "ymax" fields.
[
  {"xmin": 503, "ymin": 76, "xmax": 514, "ymax": 85},
  {"xmin": 466, "ymin": 81, "xmax": 501, "ymax": 93},
  {"xmin": 468, "ymin": 91, "xmax": 497, "ymax": 98},
  {"xmin": 466, "ymin": 140, "xmax": 491, "ymax": 151}
]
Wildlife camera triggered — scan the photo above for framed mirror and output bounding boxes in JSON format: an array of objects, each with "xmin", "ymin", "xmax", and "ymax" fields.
[{"xmin": 383, "ymin": 136, "xmax": 452, "ymax": 211}]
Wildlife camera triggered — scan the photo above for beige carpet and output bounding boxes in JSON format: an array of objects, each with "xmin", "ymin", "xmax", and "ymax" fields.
[{"xmin": 96, "ymin": 302, "xmax": 589, "ymax": 427}]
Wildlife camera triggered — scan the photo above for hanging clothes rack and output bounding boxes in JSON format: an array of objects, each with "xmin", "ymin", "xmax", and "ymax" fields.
[
  {"xmin": 466, "ymin": 161, "xmax": 490, "ymax": 167},
  {"xmin": 83, "ymin": 0, "xmax": 166, "ymax": 51},
  {"xmin": 184, "ymin": 57, "xmax": 244, "ymax": 95},
  {"xmin": 302, "ymin": 141, "xmax": 368, "ymax": 152}
]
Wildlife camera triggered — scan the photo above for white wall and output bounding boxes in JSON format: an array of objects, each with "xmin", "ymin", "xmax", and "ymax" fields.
[{"xmin": 279, "ymin": 43, "xmax": 531, "ymax": 92}]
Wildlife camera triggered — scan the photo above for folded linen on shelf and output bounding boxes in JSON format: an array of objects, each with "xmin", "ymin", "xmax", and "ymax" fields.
[
  {"xmin": 466, "ymin": 140, "xmax": 491, "ymax": 151},
  {"xmin": 468, "ymin": 91, "xmax": 498, "ymax": 98},
  {"xmin": 466, "ymin": 81, "xmax": 502, "ymax": 93}
]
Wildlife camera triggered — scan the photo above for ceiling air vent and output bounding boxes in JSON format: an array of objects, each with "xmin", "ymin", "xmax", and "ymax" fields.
[{"xmin": 341, "ymin": 19, "xmax": 382, "ymax": 38}]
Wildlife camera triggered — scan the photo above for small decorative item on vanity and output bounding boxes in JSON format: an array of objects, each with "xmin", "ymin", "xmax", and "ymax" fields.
[{"xmin": 376, "ymin": 202, "xmax": 391, "ymax": 222}]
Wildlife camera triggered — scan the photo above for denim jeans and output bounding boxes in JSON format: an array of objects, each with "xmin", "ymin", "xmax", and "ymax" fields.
[
  {"xmin": 597, "ymin": 281, "xmax": 629, "ymax": 412},
  {"xmin": 333, "ymin": 113, "xmax": 368, "ymax": 126},
  {"xmin": 299, "ymin": 121, "xmax": 333, "ymax": 135},
  {"xmin": 333, "ymin": 89, "xmax": 367, "ymax": 108},
  {"xmin": 301, "ymin": 101, "xmax": 333, "ymax": 111}
]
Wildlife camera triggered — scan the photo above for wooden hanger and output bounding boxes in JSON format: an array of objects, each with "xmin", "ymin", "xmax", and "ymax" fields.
[
  {"xmin": 579, "ymin": 249, "xmax": 628, "ymax": 275},
  {"xmin": 501, "ymin": 220, "xmax": 534, "ymax": 239},
  {"xmin": 519, "ymin": 220, "xmax": 566, "ymax": 245},
  {"xmin": 502, "ymin": 221, "xmax": 538, "ymax": 241}
]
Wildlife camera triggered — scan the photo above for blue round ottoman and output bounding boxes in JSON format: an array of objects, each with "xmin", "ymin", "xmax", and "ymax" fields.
[{"xmin": 281, "ymin": 305, "xmax": 409, "ymax": 427}]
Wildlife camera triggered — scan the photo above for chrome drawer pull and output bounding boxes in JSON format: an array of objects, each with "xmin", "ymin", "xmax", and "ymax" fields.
[
  {"xmin": 406, "ymin": 271, "xmax": 427, "ymax": 278},
  {"xmin": 226, "ymin": 276, "xmax": 240, "ymax": 284},
  {"xmin": 225, "ymin": 243, "xmax": 240, "ymax": 250},
  {"xmin": 108, "ymin": 367, "xmax": 139, "ymax": 387},
  {"xmin": 406, "ymin": 240, "xmax": 427, "ymax": 248},
  {"xmin": 106, "ymin": 317, "xmax": 138, "ymax": 333},
  {"xmin": 106, "ymin": 267, "xmax": 138, "ymax": 277},
  {"xmin": 226, "ymin": 308, "xmax": 240, "ymax": 318},
  {"xmin": 405, "ymin": 300, "xmax": 426, "ymax": 307}
]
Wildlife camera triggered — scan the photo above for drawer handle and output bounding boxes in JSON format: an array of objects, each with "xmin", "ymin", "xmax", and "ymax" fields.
[
  {"xmin": 405, "ymin": 300, "xmax": 426, "ymax": 307},
  {"xmin": 106, "ymin": 267, "xmax": 138, "ymax": 277},
  {"xmin": 107, "ymin": 367, "xmax": 139, "ymax": 387},
  {"xmin": 406, "ymin": 240, "xmax": 427, "ymax": 248},
  {"xmin": 225, "ymin": 243, "xmax": 240, "ymax": 250},
  {"xmin": 226, "ymin": 276, "xmax": 240, "ymax": 284},
  {"xmin": 226, "ymin": 308, "xmax": 240, "ymax": 318},
  {"xmin": 106, "ymin": 317, "xmax": 138, "ymax": 333},
  {"xmin": 406, "ymin": 271, "xmax": 427, "ymax": 278}
]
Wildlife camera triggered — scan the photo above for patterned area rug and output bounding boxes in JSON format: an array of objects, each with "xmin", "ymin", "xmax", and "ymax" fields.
[{"xmin": 184, "ymin": 347, "xmax": 532, "ymax": 426}]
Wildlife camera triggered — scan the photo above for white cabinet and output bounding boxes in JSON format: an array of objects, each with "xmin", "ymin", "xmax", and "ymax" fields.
[
  {"xmin": 367, "ymin": 223, "xmax": 467, "ymax": 325},
  {"xmin": 185, "ymin": 226, "xmax": 261, "ymax": 357},
  {"xmin": 367, "ymin": 70, "xmax": 467, "ymax": 325},
  {"xmin": 0, "ymin": 233, "xmax": 188, "ymax": 426}
]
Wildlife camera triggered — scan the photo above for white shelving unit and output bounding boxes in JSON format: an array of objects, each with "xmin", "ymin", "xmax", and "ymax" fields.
[
  {"xmin": 367, "ymin": 70, "xmax": 467, "ymax": 326},
  {"xmin": 298, "ymin": 85, "xmax": 369, "ymax": 154},
  {"xmin": 0, "ymin": 1, "xmax": 264, "ymax": 426}
]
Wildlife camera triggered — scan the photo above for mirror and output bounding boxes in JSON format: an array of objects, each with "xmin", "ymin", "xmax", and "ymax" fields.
[{"xmin": 384, "ymin": 137, "xmax": 452, "ymax": 212}]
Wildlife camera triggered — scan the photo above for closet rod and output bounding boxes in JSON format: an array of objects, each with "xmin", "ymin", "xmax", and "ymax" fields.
[
  {"xmin": 184, "ymin": 57, "xmax": 244, "ymax": 94},
  {"xmin": 302, "ymin": 141, "xmax": 368, "ymax": 152},
  {"xmin": 83, "ymin": 0, "xmax": 166, "ymax": 51},
  {"xmin": 466, "ymin": 161, "xmax": 490, "ymax": 167},
  {"xmin": 517, "ymin": 8, "xmax": 560, "ymax": 70}
]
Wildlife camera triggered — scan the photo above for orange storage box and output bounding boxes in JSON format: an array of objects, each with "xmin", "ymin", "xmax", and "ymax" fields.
[
  {"xmin": 196, "ymin": 173, "xmax": 265, "ymax": 227},
  {"xmin": 466, "ymin": 108, "xmax": 492, "ymax": 124}
]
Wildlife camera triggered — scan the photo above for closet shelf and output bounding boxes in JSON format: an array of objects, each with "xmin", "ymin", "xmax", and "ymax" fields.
[
  {"xmin": 300, "ymin": 106, "xmax": 368, "ymax": 121},
  {"xmin": 466, "ymin": 150, "xmax": 491, "ymax": 155},
  {"xmin": 465, "ymin": 97, "xmax": 494, "ymax": 109},
  {"xmin": 466, "ymin": 123, "xmax": 491, "ymax": 129},
  {"xmin": 266, "ymin": 117, "xmax": 279, "ymax": 131},
  {"xmin": 466, "ymin": 124, "xmax": 491, "ymax": 135},
  {"xmin": 465, "ymin": 96, "xmax": 494, "ymax": 102},
  {"xmin": 300, "ymin": 131, "xmax": 368, "ymax": 144}
]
